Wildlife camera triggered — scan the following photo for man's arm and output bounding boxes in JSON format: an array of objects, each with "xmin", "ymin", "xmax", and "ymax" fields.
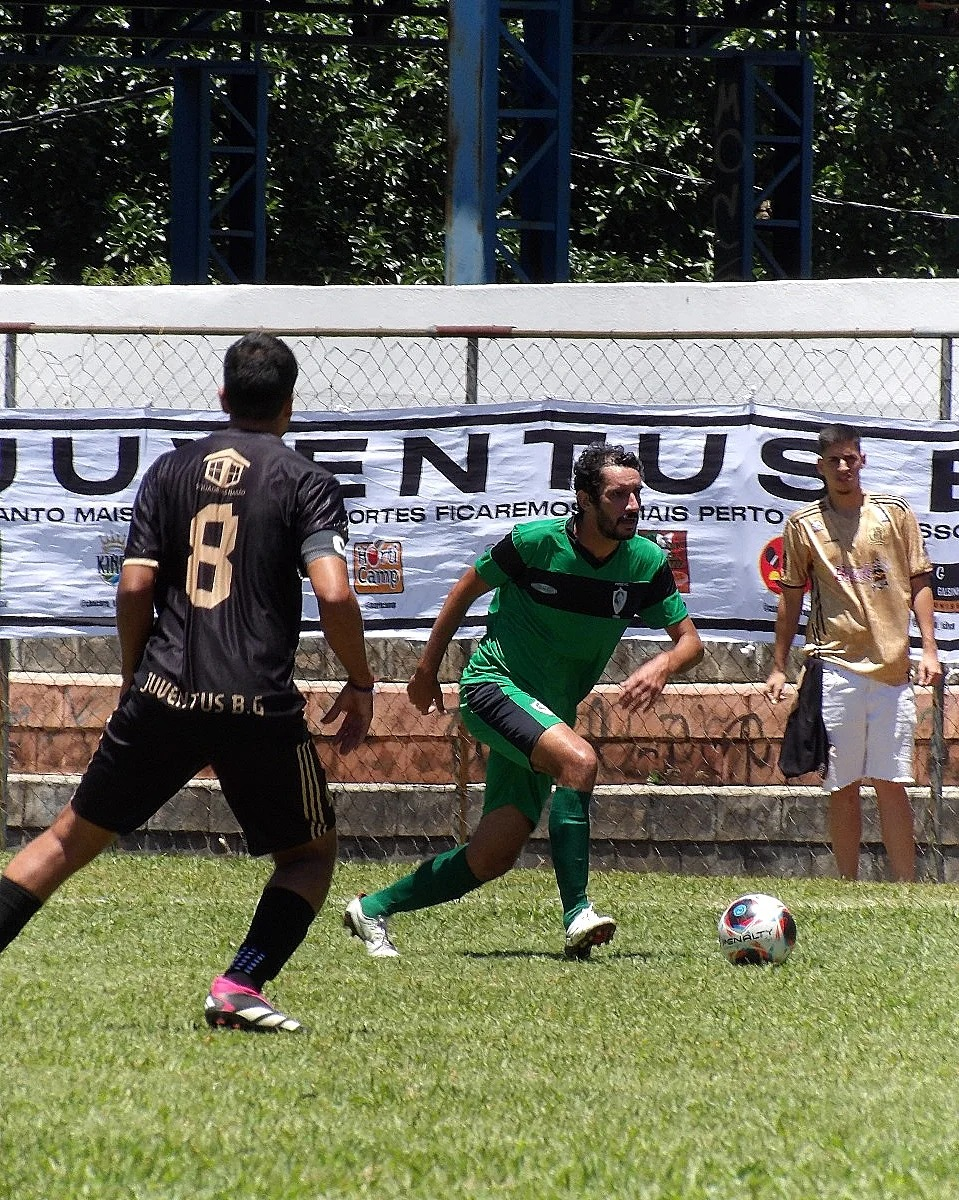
[
  {"xmin": 407, "ymin": 566, "xmax": 493, "ymax": 714},
  {"xmin": 619, "ymin": 615, "xmax": 704, "ymax": 714},
  {"xmin": 910, "ymin": 572, "xmax": 943, "ymax": 687},
  {"xmin": 763, "ymin": 584, "xmax": 806, "ymax": 703},
  {"xmin": 307, "ymin": 554, "xmax": 375, "ymax": 754},
  {"xmin": 116, "ymin": 562, "xmax": 157, "ymax": 695}
]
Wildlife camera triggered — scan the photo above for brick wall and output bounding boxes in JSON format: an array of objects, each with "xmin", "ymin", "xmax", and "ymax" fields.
[
  {"xmin": 7, "ymin": 677, "xmax": 954, "ymax": 787},
  {"xmin": 5, "ymin": 675, "xmax": 959, "ymax": 882}
]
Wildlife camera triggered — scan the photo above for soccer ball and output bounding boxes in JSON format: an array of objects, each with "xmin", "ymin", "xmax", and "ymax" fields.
[{"xmin": 717, "ymin": 893, "xmax": 796, "ymax": 966}]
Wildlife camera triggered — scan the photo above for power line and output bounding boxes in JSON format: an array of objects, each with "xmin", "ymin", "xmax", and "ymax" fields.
[
  {"xmin": 0, "ymin": 85, "xmax": 169, "ymax": 135},
  {"xmin": 3, "ymin": 94, "xmax": 958, "ymax": 225},
  {"xmin": 573, "ymin": 149, "xmax": 959, "ymax": 223}
]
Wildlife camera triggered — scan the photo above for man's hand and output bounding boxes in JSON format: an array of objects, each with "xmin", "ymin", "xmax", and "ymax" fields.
[
  {"xmin": 619, "ymin": 657, "xmax": 672, "ymax": 714},
  {"xmin": 320, "ymin": 683, "xmax": 373, "ymax": 753},
  {"xmin": 407, "ymin": 665, "xmax": 445, "ymax": 715},
  {"xmin": 763, "ymin": 668, "xmax": 788, "ymax": 705},
  {"xmin": 915, "ymin": 649, "xmax": 943, "ymax": 688}
]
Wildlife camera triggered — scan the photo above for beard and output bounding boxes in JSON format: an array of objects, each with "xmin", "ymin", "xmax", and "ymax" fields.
[{"xmin": 595, "ymin": 510, "xmax": 638, "ymax": 541}]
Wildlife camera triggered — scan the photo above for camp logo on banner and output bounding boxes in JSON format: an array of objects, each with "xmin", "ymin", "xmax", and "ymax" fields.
[{"xmin": 352, "ymin": 540, "xmax": 405, "ymax": 595}]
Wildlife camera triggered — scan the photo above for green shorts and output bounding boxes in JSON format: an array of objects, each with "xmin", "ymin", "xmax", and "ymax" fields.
[{"xmin": 459, "ymin": 679, "xmax": 566, "ymax": 825}]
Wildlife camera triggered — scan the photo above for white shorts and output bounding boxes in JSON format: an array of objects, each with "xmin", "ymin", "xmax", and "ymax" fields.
[{"xmin": 820, "ymin": 661, "xmax": 916, "ymax": 792}]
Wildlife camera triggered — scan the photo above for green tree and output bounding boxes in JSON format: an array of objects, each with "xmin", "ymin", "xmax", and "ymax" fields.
[
  {"xmin": 0, "ymin": 17, "xmax": 957, "ymax": 284},
  {"xmin": 266, "ymin": 29, "xmax": 447, "ymax": 284},
  {"xmin": 0, "ymin": 66, "xmax": 170, "ymax": 283},
  {"xmin": 811, "ymin": 38, "xmax": 959, "ymax": 277}
]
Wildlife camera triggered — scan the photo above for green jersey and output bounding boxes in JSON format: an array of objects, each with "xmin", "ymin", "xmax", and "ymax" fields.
[{"xmin": 461, "ymin": 517, "xmax": 689, "ymax": 722}]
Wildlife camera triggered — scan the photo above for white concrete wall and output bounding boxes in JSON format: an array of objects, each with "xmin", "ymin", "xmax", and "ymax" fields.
[
  {"xmin": 1, "ymin": 280, "xmax": 956, "ymax": 418},
  {"xmin": 0, "ymin": 278, "xmax": 958, "ymax": 335}
]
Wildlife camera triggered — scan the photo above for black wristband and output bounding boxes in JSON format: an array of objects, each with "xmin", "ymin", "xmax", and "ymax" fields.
[{"xmin": 347, "ymin": 679, "xmax": 375, "ymax": 694}]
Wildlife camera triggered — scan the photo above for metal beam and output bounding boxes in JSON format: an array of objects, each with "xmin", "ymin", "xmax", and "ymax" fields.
[
  {"xmin": 500, "ymin": 0, "xmax": 572, "ymax": 282},
  {"xmin": 447, "ymin": 0, "xmax": 572, "ymax": 283},
  {"xmin": 713, "ymin": 52, "xmax": 813, "ymax": 280},
  {"xmin": 171, "ymin": 62, "xmax": 268, "ymax": 283},
  {"xmin": 3, "ymin": 1, "xmax": 957, "ymax": 65},
  {"xmin": 446, "ymin": 0, "xmax": 498, "ymax": 283}
]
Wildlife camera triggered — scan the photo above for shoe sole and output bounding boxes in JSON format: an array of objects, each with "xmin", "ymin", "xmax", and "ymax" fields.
[
  {"xmin": 204, "ymin": 1009, "xmax": 303, "ymax": 1033},
  {"xmin": 564, "ymin": 920, "xmax": 617, "ymax": 961}
]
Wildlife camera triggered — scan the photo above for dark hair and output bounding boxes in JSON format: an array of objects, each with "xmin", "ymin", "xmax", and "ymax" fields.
[
  {"xmin": 818, "ymin": 423, "xmax": 861, "ymax": 455},
  {"xmin": 573, "ymin": 442, "xmax": 640, "ymax": 507},
  {"xmin": 222, "ymin": 332, "xmax": 298, "ymax": 419}
]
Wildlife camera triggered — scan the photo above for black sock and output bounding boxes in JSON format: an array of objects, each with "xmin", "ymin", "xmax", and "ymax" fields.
[
  {"xmin": 0, "ymin": 876, "xmax": 43, "ymax": 953},
  {"xmin": 224, "ymin": 887, "xmax": 316, "ymax": 991}
]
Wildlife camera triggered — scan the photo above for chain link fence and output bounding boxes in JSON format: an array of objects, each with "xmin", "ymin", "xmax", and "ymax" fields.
[{"xmin": 4, "ymin": 325, "xmax": 957, "ymax": 881}]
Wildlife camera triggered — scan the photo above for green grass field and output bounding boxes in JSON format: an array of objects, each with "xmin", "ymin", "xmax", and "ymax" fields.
[{"xmin": 1, "ymin": 853, "xmax": 958, "ymax": 1200}]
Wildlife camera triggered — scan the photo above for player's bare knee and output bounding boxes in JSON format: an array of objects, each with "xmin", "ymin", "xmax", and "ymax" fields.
[
  {"xmin": 274, "ymin": 830, "xmax": 336, "ymax": 871},
  {"xmin": 555, "ymin": 743, "xmax": 598, "ymax": 793}
]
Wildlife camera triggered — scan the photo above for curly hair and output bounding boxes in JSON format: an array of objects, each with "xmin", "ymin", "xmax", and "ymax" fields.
[{"xmin": 572, "ymin": 442, "xmax": 640, "ymax": 509}]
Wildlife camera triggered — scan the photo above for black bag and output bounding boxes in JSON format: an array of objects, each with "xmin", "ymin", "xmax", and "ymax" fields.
[{"xmin": 778, "ymin": 657, "xmax": 829, "ymax": 779}]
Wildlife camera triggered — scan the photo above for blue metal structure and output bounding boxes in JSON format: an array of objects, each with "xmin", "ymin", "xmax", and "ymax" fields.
[
  {"xmin": 447, "ymin": 0, "xmax": 572, "ymax": 284},
  {"xmin": 171, "ymin": 63, "xmax": 269, "ymax": 285},
  {"xmin": 0, "ymin": 3, "xmax": 953, "ymax": 285},
  {"xmin": 446, "ymin": 0, "xmax": 498, "ymax": 284},
  {"xmin": 447, "ymin": 1, "xmax": 815, "ymax": 283},
  {"xmin": 713, "ymin": 53, "xmax": 814, "ymax": 282}
]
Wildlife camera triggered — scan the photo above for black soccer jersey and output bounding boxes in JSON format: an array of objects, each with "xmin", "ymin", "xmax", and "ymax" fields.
[{"xmin": 124, "ymin": 427, "xmax": 348, "ymax": 718}]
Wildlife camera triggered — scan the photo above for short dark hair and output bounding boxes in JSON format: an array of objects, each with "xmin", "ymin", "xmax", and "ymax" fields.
[
  {"xmin": 818, "ymin": 423, "xmax": 861, "ymax": 456},
  {"xmin": 573, "ymin": 442, "xmax": 640, "ymax": 507},
  {"xmin": 223, "ymin": 332, "xmax": 298, "ymax": 419}
]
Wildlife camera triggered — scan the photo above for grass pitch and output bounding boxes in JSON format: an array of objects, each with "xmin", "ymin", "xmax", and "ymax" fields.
[{"xmin": 1, "ymin": 853, "xmax": 958, "ymax": 1199}]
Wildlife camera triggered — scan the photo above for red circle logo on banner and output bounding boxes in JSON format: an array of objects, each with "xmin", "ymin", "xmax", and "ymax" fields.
[{"xmin": 758, "ymin": 536, "xmax": 810, "ymax": 595}]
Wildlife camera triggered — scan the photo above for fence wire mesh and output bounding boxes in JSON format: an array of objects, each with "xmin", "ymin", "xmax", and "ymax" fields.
[{"xmin": 3, "ymin": 327, "xmax": 957, "ymax": 880}]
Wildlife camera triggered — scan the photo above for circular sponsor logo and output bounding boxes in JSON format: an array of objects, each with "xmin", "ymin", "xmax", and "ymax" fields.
[{"xmin": 758, "ymin": 536, "xmax": 810, "ymax": 595}]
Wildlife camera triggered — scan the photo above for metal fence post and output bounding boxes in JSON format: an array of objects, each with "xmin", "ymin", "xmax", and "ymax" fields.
[
  {"xmin": 930, "ymin": 334, "xmax": 954, "ymax": 881},
  {"xmin": 0, "ymin": 331, "xmax": 16, "ymax": 848},
  {"xmin": 465, "ymin": 335, "xmax": 479, "ymax": 406},
  {"xmin": 457, "ymin": 337, "xmax": 479, "ymax": 833},
  {"xmin": 4, "ymin": 331, "xmax": 17, "ymax": 408}
]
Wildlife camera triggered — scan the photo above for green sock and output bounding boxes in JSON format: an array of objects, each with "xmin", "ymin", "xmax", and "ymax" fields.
[
  {"xmin": 549, "ymin": 787, "xmax": 592, "ymax": 928},
  {"xmin": 361, "ymin": 846, "xmax": 482, "ymax": 920}
]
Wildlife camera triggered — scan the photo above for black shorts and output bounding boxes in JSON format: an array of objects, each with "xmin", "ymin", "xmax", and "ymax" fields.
[{"xmin": 71, "ymin": 688, "xmax": 335, "ymax": 856}]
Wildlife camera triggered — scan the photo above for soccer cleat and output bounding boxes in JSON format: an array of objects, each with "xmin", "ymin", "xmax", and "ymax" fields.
[
  {"xmin": 564, "ymin": 903, "xmax": 617, "ymax": 960},
  {"xmin": 343, "ymin": 894, "xmax": 400, "ymax": 958},
  {"xmin": 203, "ymin": 975, "xmax": 303, "ymax": 1032}
]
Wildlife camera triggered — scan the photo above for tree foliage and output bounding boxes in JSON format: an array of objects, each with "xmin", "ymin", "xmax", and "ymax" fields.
[
  {"xmin": 0, "ymin": 66, "xmax": 171, "ymax": 283},
  {"xmin": 267, "ymin": 34, "xmax": 447, "ymax": 284},
  {"xmin": 0, "ymin": 18, "xmax": 956, "ymax": 284},
  {"xmin": 811, "ymin": 40, "xmax": 959, "ymax": 276}
]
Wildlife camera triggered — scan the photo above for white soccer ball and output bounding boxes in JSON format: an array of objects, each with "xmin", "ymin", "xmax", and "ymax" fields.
[{"xmin": 717, "ymin": 892, "xmax": 796, "ymax": 966}]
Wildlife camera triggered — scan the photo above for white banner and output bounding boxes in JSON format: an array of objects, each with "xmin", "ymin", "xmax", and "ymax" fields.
[{"xmin": 4, "ymin": 401, "xmax": 959, "ymax": 659}]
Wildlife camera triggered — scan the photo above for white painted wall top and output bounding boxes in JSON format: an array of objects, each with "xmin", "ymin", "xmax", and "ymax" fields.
[{"xmin": 0, "ymin": 279, "xmax": 958, "ymax": 336}]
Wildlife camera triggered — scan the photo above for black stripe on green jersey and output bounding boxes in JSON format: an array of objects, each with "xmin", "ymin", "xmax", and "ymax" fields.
[{"xmin": 489, "ymin": 530, "xmax": 678, "ymax": 620}]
